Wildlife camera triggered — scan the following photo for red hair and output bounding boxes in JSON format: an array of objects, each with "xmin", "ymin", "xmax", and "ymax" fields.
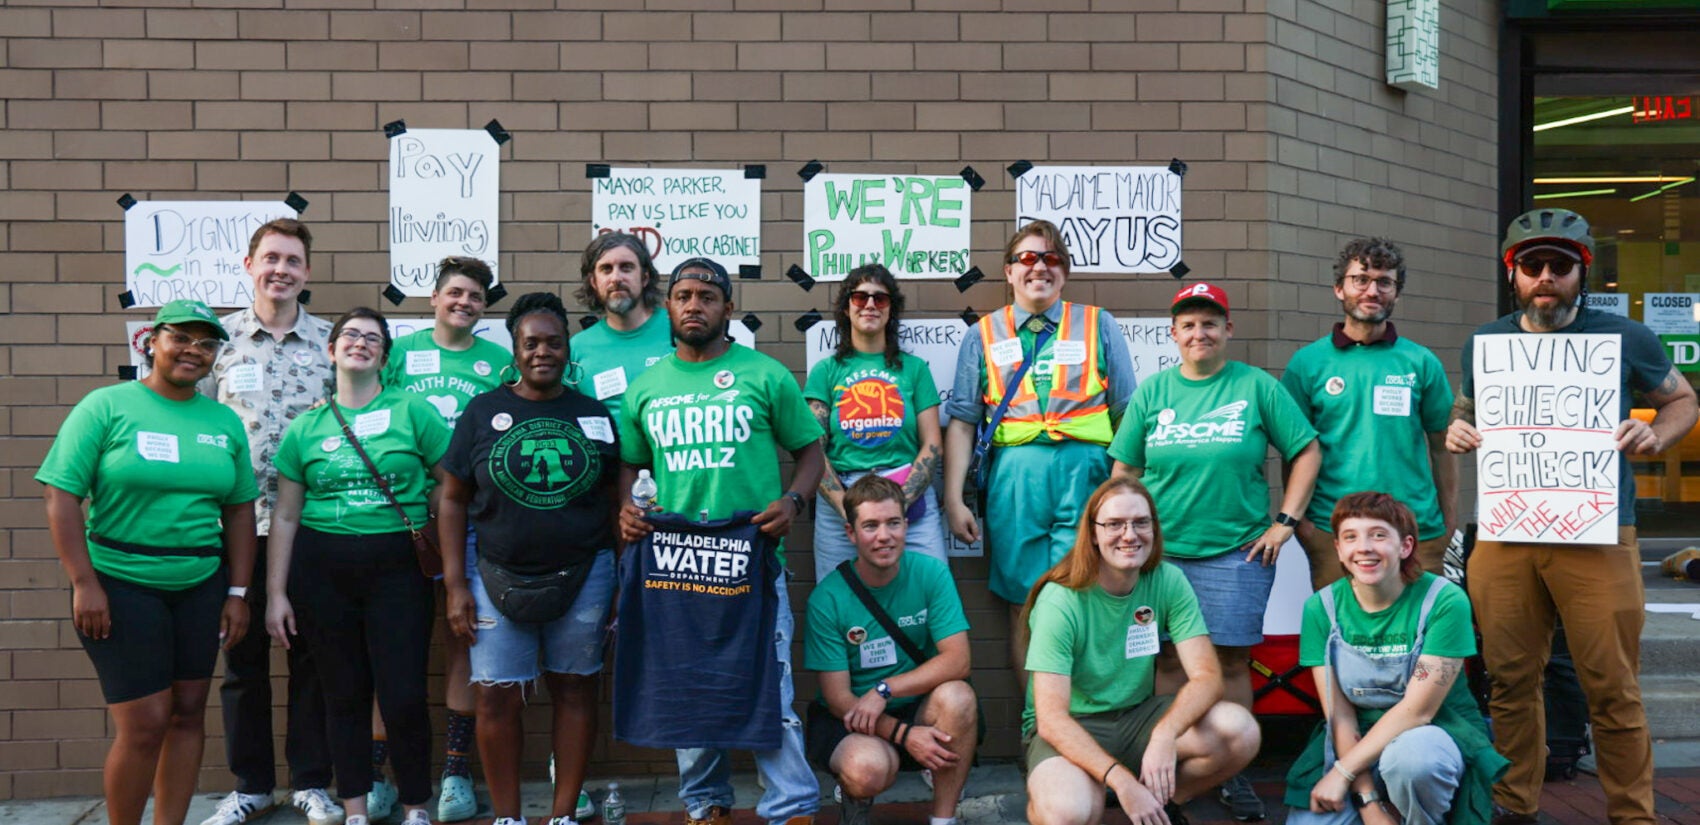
[{"xmin": 1331, "ymin": 491, "xmax": 1422, "ymax": 584}]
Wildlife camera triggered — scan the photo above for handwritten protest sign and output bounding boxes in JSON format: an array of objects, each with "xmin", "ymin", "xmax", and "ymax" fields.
[
  {"xmin": 388, "ymin": 128, "xmax": 500, "ymax": 298},
  {"xmin": 386, "ymin": 318, "xmax": 515, "ymax": 354},
  {"xmin": 1014, "ymin": 165, "xmax": 1183, "ymax": 274},
  {"xmin": 802, "ymin": 173, "xmax": 971, "ymax": 281},
  {"xmin": 591, "ymin": 168, "xmax": 761, "ymax": 275},
  {"xmin": 124, "ymin": 201, "xmax": 298, "ymax": 308},
  {"xmin": 1473, "ymin": 333, "xmax": 1621, "ymax": 545}
]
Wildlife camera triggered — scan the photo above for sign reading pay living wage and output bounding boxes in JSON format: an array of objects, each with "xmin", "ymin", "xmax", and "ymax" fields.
[
  {"xmin": 125, "ymin": 201, "xmax": 298, "ymax": 308},
  {"xmin": 803, "ymin": 173, "xmax": 971, "ymax": 281},
  {"xmin": 1473, "ymin": 333, "xmax": 1621, "ymax": 545},
  {"xmin": 388, "ymin": 128, "xmax": 500, "ymax": 298},
  {"xmin": 1015, "ymin": 165, "xmax": 1183, "ymax": 274},
  {"xmin": 591, "ymin": 168, "xmax": 762, "ymax": 275}
]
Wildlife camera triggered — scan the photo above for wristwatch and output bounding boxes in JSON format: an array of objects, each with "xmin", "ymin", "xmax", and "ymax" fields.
[
  {"xmin": 875, "ymin": 681, "xmax": 892, "ymax": 699},
  {"xmin": 784, "ymin": 491, "xmax": 807, "ymax": 513},
  {"xmin": 1352, "ymin": 789, "xmax": 1384, "ymax": 809},
  {"xmin": 1274, "ymin": 512, "xmax": 1301, "ymax": 528}
]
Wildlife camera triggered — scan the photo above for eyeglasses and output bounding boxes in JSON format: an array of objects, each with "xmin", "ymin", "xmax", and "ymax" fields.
[
  {"xmin": 848, "ymin": 291, "xmax": 892, "ymax": 309},
  {"xmin": 1094, "ymin": 518, "xmax": 1154, "ymax": 534},
  {"xmin": 1345, "ymin": 274, "xmax": 1399, "ymax": 292},
  {"xmin": 1514, "ymin": 254, "xmax": 1578, "ymax": 279},
  {"xmin": 337, "ymin": 329, "xmax": 385, "ymax": 347},
  {"xmin": 158, "ymin": 325, "xmax": 223, "ymax": 354},
  {"xmin": 1009, "ymin": 250, "xmax": 1066, "ymax": 268}
]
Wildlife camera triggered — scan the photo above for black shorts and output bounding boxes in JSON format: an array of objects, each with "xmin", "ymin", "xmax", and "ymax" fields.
[
  {"xmin": 805, "ymin": 699, "xmax": 925, "ymax": 773},
  {"xmin": 77, "ymin": 568, "xmax": 227, "ymax": 704}
]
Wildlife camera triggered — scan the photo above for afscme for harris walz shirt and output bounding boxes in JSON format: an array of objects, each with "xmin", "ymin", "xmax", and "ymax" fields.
[{"xmin": 614, "ymin": 511, "xmax": 782, "ymax": 750}]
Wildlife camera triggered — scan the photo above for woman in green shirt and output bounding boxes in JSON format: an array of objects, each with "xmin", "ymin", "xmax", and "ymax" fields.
[
  {"xmin": 266, "ymin": 307, "xmax": 451, "ymax": 825},
  {"xmin": 39, "ymin": 299, "xmax": 260, "ymax": 825}
]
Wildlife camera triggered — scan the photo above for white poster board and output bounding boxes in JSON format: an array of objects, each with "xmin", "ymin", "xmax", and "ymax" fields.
[
  {"xmin": 591, "ymin": 168, "xmax": 762, "ymax": 275},
  {"xmin": 124, "ymin": 201, "xmax": 298, "ymax": 308},
  {"xmin": 386, "ymin": 318, "xmax": 515, "ymax": 354},
  {"xmin": 1584, "ymin": 293, "xmax": 1629, "ymax": 317},
  {"xmin": 1473, "ymin": 333, "xmax": 1621, "ymax": 545},
  {"xmin": 802, "ymin": 173, "xmax": 971, "ymax": 281},
  {"xmin": 1644, "ymin": 293, "xmax": 1700, "ymax": 335},
  {"xmin": 388, "ymin": 128, "xmax": 500, "ymax": 298},
  {"xmin": 1014, "ymin": 165, "xmax": 1183, "ymax": 273}
]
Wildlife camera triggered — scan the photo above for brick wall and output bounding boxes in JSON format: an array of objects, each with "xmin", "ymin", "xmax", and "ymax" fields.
[{"xmin": 0, "ymin": 0, "xmax": 1498, "ymax": 800}]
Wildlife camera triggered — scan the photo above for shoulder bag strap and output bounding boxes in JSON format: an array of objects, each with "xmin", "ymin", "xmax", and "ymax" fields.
[
  {"xmin": 329, "ymin": 402, "xmax": 424, "ymax": 538},
  {"xmin": 974, "ymin": 323, "xmax": 1056, "ymax": 455},
  {"xmin": 835, "ymin": 560, "xmax": 928, "ymax": 667}
]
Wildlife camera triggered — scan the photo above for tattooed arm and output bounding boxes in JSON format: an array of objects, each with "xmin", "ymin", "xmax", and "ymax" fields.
[
  {"xmin": 902, "ymin": 408, "xmax": 944, "ymax": 508},
  {"xmin": 1625, "ymin": 366, "xmax": 1699, "ymax": 455},
  {"xmin": 1327, "ymin": 653, "xmax": 1463, "ymax": 784},
  {"xmin": 811, "ymin": 399, "xmax": 848, "ymax": 518}
]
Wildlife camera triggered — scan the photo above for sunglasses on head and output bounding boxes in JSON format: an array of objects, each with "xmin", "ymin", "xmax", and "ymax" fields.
[
  {"xmin": 848, "ymin": 291, "xmax": 891, "ymax": 309},
  {"xmin": 1009, "ymin": 250, "xmax": 1066, "ymax": 268},
  {"xmin": 1514, "ymin": 254, "xmax": 1579, "ymax": 279}
]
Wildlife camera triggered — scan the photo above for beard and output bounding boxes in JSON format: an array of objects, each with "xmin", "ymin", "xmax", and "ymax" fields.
[
  {"xmin": 603, "ymin": 291, "xmax": 637, "ymax": 316},
  {"xmin": 1344, "ymin": 295, "xmax": 1393, "ymax": 324},
  {"xmin": 1518, "ymin": 285, "xmax": 1580, "ymax": 329},
  {"xmin": 674, "ymin": 318, "xmax": 726, "ymax": 348}
]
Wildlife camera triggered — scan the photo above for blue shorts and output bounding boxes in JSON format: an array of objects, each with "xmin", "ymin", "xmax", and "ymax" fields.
[
  {"xmin": 467, "ymin": 549, "xmax": 616, "ymax": 684},
  {"xmin": 1169, "ymin": 547, "xmax": 1275, "ymax": 648}
]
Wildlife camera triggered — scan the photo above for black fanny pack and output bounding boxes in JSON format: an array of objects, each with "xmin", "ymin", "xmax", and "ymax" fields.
[{"xmin": 477, "ymin": 553, "xmax": 596, "ymax": 624}]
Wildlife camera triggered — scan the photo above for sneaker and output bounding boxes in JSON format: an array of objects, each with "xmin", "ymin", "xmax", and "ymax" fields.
[
  {"xmin": 493, "ymin": 819, "xmax": 528, "ymax": 825},
  {"xmin": 403, "ymin": 810, "xmax": 433, "ymax": 825},
  {"xmin": 1165, "ymin": 801, "xmax": 1193, "ymax": 825},
  {"xmin": 545, "ymin": 818, "xmax": 579, "ymax": 825},
  {"xmin": 347, "ymin": 817, "xmax": 370, "ymax": 825},
  {"xmin": 367, "ymin": 778, "xmax": 399, "ymax": 822},
  {"xmin": 839, "ymin": 796, "xmax": 873, "ymax": 825},
  {"xmin": 200, "ymin": 791, "xmax": 276, "ymax": 825},
  {"xmin": 685, "ymin": 805, "xmax": 732, "ymax": 825},
  {"xmin": 292, "ymin": 788, "xmax": 348, "ymax": 825},
  {"xmin": 576, "ymin": 789, "xmax": 596, "ymax": 821},
  {"xmin": 1217, "ymin": 774, "xmax": 1266, "ymax": 822},
  {"xmin": 438, "ymin": 774, "xmax": 477, "ymax": 822}
]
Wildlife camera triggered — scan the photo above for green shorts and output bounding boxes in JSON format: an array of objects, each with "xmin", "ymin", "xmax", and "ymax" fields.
[{"xmin": 1023, "ymin": 694, "xmax": 1175, "ymax": 773}]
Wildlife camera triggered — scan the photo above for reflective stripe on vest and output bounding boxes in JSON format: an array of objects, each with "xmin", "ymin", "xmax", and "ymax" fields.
[{"xmin": 977, "ymin": 302, "xmax": 1112, "ymax": 447}]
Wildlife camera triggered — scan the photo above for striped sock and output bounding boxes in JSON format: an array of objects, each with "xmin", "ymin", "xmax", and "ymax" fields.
[{"xmin": 443, "ymin": 711, "xmax": 475, "ymax": 778}]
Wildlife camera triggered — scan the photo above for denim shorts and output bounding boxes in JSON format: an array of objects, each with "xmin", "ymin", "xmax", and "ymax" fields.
[
  {"xmin": 1169, "ymin": 547, "xmax": 1276, "ymax": 648},
  {"xmin": 467, "ymin": 548, "xmax": 615, "ymax": 684}
]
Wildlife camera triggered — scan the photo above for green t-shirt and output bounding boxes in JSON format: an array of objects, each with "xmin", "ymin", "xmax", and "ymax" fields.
[
  {"xmin": 1108, "ymin": 361, "xmax": 1318, "ymax": 559},
  {"xmin": 1282, "ymin": 335, "xmax": 1454, "ymax": 538},
  {"xmin": 381, "ymin": 329, "xmax": 510, "ymax": 428},
  {"xmin": 274, "ymin": 388, "xmax": 452, "ymax": 535},
  {"xmin": 803, "ymin": 350, "xmax": 939, "ymax": 472},
  {"xmin": 618, "ymin": 345, "xmax": 824, "ymax": 562},
  {"xmin": 568, "ymin": 309, "xmax": 674, "ymax": 423},
  {"xmin": 1299, "ymin": 573, "xmax": 1478, "ymax": 725},
  {"xmin": 36, "ymin": 382, "xmax": 259, "ymax": 590},
  {"xmin": 804, "ymin": 553, "xmax": 970, "ymax": 710},
  {"xmin": 1022, "ymin": 563, "xmax": 1207, "ymax": 734}
]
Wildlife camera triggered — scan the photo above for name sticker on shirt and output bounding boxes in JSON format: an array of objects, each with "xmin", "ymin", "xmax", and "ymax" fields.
[
  {"xmin": 1373, "ymin": 385, "xmax": 1412, "ymax": 417},
  {"xmin": 593, "ymin": 367, "xmax": 628, "ymax": 400},
  {"xmin": 225, "ymin": 363, "xmax": 263, "ymax": 394},
  {"xmin": 1051, "ymin": 339, "xmax": 1087, "ymax": 366},
  {"xmin": 353, "ymin": 409, "xmax": 391, "ymax": 437},
  {"xmin": 136, "ymin": 432, "xmax": 181, "ymax": 463},
  {"xmin": 859, "ymin": 636, "xmax": 898, "ymax": 670},
  {"xmin": 406, "ymin": 349, "xmax": 440, "ymax": 376},
  {"xmin": 579, "ymin": 416, "xmax": 615, "ymax": 443},
  {"xmin": 989, "ymin": 337, "xmax": 1024, "ymax": 367},
  {"xmin": 1125, "ymin": 621, "xmax": 1160, "ymax": 659}
]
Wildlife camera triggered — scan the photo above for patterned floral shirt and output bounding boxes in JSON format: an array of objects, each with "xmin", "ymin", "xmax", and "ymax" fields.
[{"xmin": 198, "ymin": 306, "xmax": 334, "ymax": 536}]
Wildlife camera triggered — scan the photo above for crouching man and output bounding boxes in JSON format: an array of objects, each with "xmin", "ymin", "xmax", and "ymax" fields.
[{"xmin": 804, "ymin": 476, "xmax": 978, "ymax": 825}]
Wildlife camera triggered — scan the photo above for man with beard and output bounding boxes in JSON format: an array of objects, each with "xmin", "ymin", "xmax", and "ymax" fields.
[
  {"xmin": 1281, "ymin": 238, "xmax": 1457, "ymax": 590},
  {"xmin": 617, "ymin": 257, "xmax": 826, "ymax": 825},
  {"xmin": 570, "ymin": 233, "xmax": 671, "ymax": 422},
  {"xmin": 1446, "ymin": 208, "xmax": 1697, "ymax": 825}
]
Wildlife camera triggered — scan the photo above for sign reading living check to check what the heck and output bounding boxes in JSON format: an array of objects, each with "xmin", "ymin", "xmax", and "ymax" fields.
[
  {"xmin": 125, "ymin": 201, "xmax": 299, "ymax": 308},
  {"xmin": 591, "ymin": 168, "xmax": 762, "ymax": 275},
  {"xmin": 1473, "ymin": 333, "xmax": 1621, "ymax": 545}
]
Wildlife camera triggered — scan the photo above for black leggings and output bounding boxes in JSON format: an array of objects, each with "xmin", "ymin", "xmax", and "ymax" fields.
[{"xmin": 289, "ymin": 527, "xmax": 434, "ymax": 805}]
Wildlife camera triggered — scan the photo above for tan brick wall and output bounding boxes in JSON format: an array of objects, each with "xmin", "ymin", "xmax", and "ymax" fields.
[{"xmin": 0, "ymin": 0, "xmax": 1497, "ymax": 800}]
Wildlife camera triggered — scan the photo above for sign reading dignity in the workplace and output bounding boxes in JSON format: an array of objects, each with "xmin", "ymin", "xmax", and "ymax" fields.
[
  {"xmin": 591, "ymin": 168, "xmax": 762, "ymax": 275},
  {"xmin": 388, "ymin": 128, "xmax": 500, "ymax": 298},
  {"xmin": 124, "ymin": 201, "xmax": 298, "ymax": 308},
  {"xmin": 1473, "ymin": 333, "xmax": 1622, "ymax": 545},
  {"xmin": 1014, "ymin": 165, "xmax": 1183, "ymax": 274},
  {"xmin": 803, "ymin": 173, "xmax": 971, "ymax": 280}
]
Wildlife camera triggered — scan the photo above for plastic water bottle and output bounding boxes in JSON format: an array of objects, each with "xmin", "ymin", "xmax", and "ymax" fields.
[
  {"xmin": 631, "ymin": 470, "xmax": 658, "ymax": 513},
  {"xmin": 603, "ymin": 782, "xmax": 626, "ymax": 825}
]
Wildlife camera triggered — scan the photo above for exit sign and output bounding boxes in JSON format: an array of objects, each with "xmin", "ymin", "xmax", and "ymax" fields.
[{"xmin": 1634, "ymin": 96, "xmax": 1694, "ymax": 124}]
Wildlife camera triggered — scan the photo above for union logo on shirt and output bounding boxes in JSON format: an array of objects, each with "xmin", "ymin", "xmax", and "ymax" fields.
[{"xmin": 836, "ymin": 375, "xmax": 905, "ymax": 447}]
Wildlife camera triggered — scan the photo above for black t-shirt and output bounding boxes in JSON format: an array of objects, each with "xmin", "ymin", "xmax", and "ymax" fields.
[{"xmin": 445, "ymin": 385, "xmax": 619, "ymax": 573}]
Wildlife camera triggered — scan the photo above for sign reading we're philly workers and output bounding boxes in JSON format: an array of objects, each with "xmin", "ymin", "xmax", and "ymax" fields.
[
  {"xmin": 388, "ymin": 128, "xmax": 501, "ymax": 298},
  {"xmin": 592, "ymin": 168, "xmax": 762, "ymax": 275},
  {"xmin": 803, "ymin": 173, "xmax": 972, "ymax": 281},
  {"xmin": 124, "ymin": 201, "xmax": 299, "ymax": 308},
  {"xmin": 1015, "ymin": 166, "xmax": 1183, "ymax": 274}
]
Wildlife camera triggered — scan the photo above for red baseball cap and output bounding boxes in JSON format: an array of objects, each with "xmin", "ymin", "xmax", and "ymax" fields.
[{"xmin": 1171, "ymin": 282, "xmax": 1230, "ymax": 316}]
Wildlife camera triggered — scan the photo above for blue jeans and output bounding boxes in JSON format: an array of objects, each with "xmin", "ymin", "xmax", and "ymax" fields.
[
  {"xmin": 676, "ymin": 572, "xmax": 819, "ymax": 822},
  {"xmin": 1286, "ymin": 725, "xmax": 1463, "ymax": 825},
  {"xmin": 467, "ymin": 549, "xmax": 615, "ymax": 683},
  {"xmin": 812, "ymin": 469, "xmax": 947, "ymax": 583}
]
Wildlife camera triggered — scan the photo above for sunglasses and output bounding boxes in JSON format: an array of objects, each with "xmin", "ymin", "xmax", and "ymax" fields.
[
  {"xmin": 1009, "ymin": 250, "xmax": 1066, "ymax": 268},
  {"xmin": 848, "ymin": 291, "xmax": 892, "ymax": 309},
  {"xmin": 1514, "ymin": 255, "xmax": 1578, "ymax": 279}
]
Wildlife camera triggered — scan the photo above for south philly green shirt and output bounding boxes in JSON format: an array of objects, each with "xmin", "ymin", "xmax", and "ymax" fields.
[{"xmin": 382, "ymin": 328, "xmax": 510, "ymax": 428}]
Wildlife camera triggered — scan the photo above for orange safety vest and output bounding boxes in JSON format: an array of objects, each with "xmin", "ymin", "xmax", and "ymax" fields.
[{"xmin": 977, "ymin": 301, "xmax": 1113, "ymax": 447}]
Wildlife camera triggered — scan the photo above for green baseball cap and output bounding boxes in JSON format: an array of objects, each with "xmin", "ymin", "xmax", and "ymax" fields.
[{"xmin": 152, "ymin": 299, "xmax": 229, "ymax": 340}]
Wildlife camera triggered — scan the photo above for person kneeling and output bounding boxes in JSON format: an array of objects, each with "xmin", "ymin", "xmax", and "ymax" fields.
[
  {"xmin": 804, "ymin": 476, "xmax": 978, "ymax": 825},
  {"xmin": 1283, "ymin": 492, "xmax": 1506, "ymax": 825},
  {"xmin": 1023, "ymin": 478, "xmax": 1260, "ymax": 825}
]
